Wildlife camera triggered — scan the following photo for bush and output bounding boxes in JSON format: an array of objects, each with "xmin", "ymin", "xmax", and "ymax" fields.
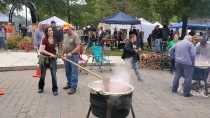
[
  {"xmin": 17, "ymin": 36, "xmax": 34, "ymax": 51},
  {"xmin": 7, "ymin": 34, "xmax": 22, "ymax": 49}
]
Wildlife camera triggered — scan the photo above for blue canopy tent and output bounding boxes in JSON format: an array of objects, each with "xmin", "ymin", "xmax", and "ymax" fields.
[
  {"xmin": 100, "ymin": 12, "xmax": 141, "ymax": 45},
  {"xmin": 169, "ymin": 22, "xmax": 210, "ymax": 30},
  {"xmin": 101, "ymin": 12, "xmax": 140, "ymax": 25}
]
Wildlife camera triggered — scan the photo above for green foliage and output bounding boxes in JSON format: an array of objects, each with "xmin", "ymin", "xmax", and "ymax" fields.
[
  {"xmin": 174, "ymin": 0, "xmax": 210, "ymax": 18},
  {"xmin": 17, "ymin": 36, "xmax": 33, "ymax": 51},
  {"xmin": 132, "ymin": 0, "xmax": 160, "ymax": 22},
  {"xmin": 7, "ymin": 34, "xmax": 21, "ymax": 49},
  {"xmin": 2, "ymin": 0, "xmax": 210, "ymax": 26},
  {"xmin": 7, "ymin": 33, "xmax": 34, "ymax": 51},
  {"xmin": 104, "ymin": 49, "xmax": 123, "ymax": 56},
  {"xmin": 152, "ymin": 0, "xmax": 176, "ymax": 24},
  {"xmin": 169, "ymin": 16, "xmax": 180, "ymax": 23},
  {"xmin": 0, "ymin": 0, "xmax": 8, "ymax": 11}
]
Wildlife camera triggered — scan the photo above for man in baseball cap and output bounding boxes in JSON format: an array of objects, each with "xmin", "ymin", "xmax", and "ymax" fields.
[{"xmin": 62, "ymin": 22, "xmax": 81, "ymax": 95}]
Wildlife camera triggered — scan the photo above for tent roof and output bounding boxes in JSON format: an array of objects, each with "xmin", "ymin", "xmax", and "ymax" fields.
[
  {"xmin": 39, "ymin": 16, "xmax": 67, "ymax": 26},
  {"xmin": 169, "ymin": 22, "xmax": 210, "ymax": 30},
  {"xmin": 153, "ymin": 22, "xmax": 163, "ymax": 28},
  {"xmin": 102, "ymin": 12, "xmax": 140, "ymax": 25},
  {"xmin": 138, "ymin": 18, "xmax": 153, "ymax": 25}
]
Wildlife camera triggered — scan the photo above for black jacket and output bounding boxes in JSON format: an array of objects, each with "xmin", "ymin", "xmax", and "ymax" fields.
[{"xmin": 121, "ymin": 41, "xmax": 140, "ymax": 61}]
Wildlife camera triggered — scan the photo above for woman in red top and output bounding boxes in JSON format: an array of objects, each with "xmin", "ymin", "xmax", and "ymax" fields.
[{"xmin": 38, "ymin": 26, "xmax": 58, "ymax": 96}]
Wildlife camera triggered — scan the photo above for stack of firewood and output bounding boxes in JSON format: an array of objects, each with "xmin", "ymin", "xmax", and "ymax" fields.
[{"xmin": 140, "ymin": 52, "xmax": 169, "ymax": 70}]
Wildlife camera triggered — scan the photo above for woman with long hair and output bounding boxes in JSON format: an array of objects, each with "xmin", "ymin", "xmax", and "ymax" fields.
[{"xmin": 38, "ymin": 26, "xmax": 58, "ymax": 96}]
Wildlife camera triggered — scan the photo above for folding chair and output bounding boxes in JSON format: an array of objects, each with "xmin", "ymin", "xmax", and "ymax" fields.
[{"xmin": 91, "ymin": 45, "xmax": 112, "ymax": 72}]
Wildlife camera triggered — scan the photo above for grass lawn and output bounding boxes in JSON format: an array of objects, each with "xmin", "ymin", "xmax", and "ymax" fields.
[
  {"xmin": 104, "ymin": 49, "xmax": 123, "ymax": 56},
  {"xmin": 84, "ymin": 45, "xmax": 153, "ymax": 56},
  {"xmin": 85, "ymin": 48, "xmax": 123, "ymax": 56}
]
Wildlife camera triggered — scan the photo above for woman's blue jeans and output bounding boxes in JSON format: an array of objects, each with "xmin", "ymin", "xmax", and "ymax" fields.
[{"xmin": 38, "ymin": 58, "xmax": 58, "ymax": 92}]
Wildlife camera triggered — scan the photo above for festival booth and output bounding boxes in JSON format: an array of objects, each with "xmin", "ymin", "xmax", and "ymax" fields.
[
  {"xmin": 138, "ymin": 18, "xmax": 159, "ymax": 42},
  {"xmin": 101, "ymin": 11, "xmax": 141, "ymax": 35},
  {"xmin": 169, "ymin": 22, "xmax": 210, "ymax": 30},
  {"xmin": 102, "ymin": 12, "xmax": 140, "ymax": 25},
  {"xmin": 99, "ymin": 12, "xmax": 158, "ymax": 43},
  {"xmin": 39, "ymin": 16, "xmax": 67, "ymax": 26},
  {"xmin": 100, "ymin": 12, "xmax": 141, "ymax": 47}
]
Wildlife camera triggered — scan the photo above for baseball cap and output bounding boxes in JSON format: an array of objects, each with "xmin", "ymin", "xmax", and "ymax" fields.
[{"xmin": 63, "ymin": 22, "xmax": 73, "ymax": 30}]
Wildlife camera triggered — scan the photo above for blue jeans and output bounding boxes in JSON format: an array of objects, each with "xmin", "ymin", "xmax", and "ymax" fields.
[
  {"xmin": 154, "ymin": 38, "xmax": 162, "ymax": 53},
  {"xmin": 0, "ymin": 37, "xmax": 5, "ymax": 49},
  {"xmin": 132, "ymin": 59, "xmax": 142, "ymax": 81},
  {"xmin": 64, "ymin": 54, "xmax": 79, "ymax": 89},
  {"xmin": 170, "ymin": 58, "xmax": 175, "ymax": 73},
  {"xmin": 39, "ymin": 58, "xmax": 58, "ymax": 92},
  {"xmin": 172, "ymin": 62, "xmax": 194, "ymax": 96}
]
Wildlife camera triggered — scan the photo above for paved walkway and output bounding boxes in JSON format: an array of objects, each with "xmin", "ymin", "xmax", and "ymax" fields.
[
  {"xmin": 1, "ymin": 51, "xmax": 210, "ymax": 118},
  {"xmin": 0, "ymin": 69, "xmax": 210, "ymax": 118},
  {"xmin": 0, "ymin": 51, "xmax": 124, "ymax": 71}
]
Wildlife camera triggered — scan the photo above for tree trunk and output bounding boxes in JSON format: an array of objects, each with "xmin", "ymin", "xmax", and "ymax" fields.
[
  {"xmin": 160, "ymin": 15, "xmax": 170, "ymax": 26},
  {"xmin": 180, "ymin": 15, "xmax": 188, "ymax": 40},
  {"xmin": 67, "ymin": 6, "xmax": 71, "ymax": 23},
  {"xmin": 68, "ymin": 14, "xmax": 71, "ymax": 23}
]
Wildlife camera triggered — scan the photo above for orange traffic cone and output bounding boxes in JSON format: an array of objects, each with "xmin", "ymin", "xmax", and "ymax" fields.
[
  {"xmin": 33, "ymin": 66, "xmax": 41, "ymax": 78},
  {"xmin": 0, "ymin": 88, "xmax": 4, "ymax": 96}
]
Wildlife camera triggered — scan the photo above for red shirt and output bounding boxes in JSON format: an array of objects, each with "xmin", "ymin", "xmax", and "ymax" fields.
[{"xmin": 42, "ymin": 38, "xmax": 56, "ymax": 55}]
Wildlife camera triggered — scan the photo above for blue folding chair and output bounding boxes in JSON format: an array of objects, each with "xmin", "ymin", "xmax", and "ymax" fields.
[{"xmin": 91, "ymin": 45, "xmax": 112, "ymax": 72}]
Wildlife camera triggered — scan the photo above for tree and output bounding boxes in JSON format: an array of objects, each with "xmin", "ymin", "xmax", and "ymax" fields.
[
  {"xmin": 152, "ymin": 0, "xmax": 176, "ymax": 25},
  {"xmin": 0, "ymin": 0, "xmax": 7, "ymax": 11},
  {"xmin": 175, "ymin": 0, "xmax": 210, "ymax": 39},
  {"xmin": 132, "ymin": 0, "xmax": 160, "ymax": 22}
]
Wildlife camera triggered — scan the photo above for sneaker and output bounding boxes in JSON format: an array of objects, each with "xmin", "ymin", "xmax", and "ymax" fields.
[
  {"xmin": 184, "ymin": 93, "xmax": 193, "ymax": 97},
  {"xmin": 172, "ymin": 91, "xmax": 178, "ymax": 94},
  {"xmin": 68, "ymin": 88, "xmax": 76, "ymax": 95},
  {"xmin": 63, "ymin": 85, "xmax": 70, "ymax": 90},
  {"xmin": 137, "ymin": 77, "xmax": 143, "ymax": 82},
  {"xmin": 53, "ymin": 91, "xmax": 58, "ymax": 96},
  {"xmin": 38, "ymin": 89, "xmax": 44, "ymax": 93}
]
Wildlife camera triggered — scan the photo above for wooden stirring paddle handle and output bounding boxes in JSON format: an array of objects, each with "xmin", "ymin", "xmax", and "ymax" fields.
[{"xmin": 64, "ymin": 58, "xmax": 103, "ymax": 80}]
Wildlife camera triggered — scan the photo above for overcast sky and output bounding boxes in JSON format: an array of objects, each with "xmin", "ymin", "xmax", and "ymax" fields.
[{"xmin": 17, "ymin": 7, "xmax": 31, "ymax": 19}]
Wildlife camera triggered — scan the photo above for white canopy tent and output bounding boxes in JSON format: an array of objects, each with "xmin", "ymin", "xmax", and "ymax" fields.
[
  {"xmin": 138, "ymin": 18, "xmax": 156, "ymax": 42},
  {"xmin": 153, "ymin": 22, "xmax": 163, "ymax": 28},
  {"xmin": 39, "ymin": 16, "xmax": 67, "ymax": 26},
  {"xmin": 0, "ymin": 12, "xmax": 9, "ymax": 22},
  {"xmin": 99, "ymin": 18, "xmax": 158, "ymax": 42}
]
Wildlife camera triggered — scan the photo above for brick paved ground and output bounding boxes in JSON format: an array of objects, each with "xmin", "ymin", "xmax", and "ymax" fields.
[{"xmin": 0, "ymin": 68, "xmax": 210, "ymax": 118}]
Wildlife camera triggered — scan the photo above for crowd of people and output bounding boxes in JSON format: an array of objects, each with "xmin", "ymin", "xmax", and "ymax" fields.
[
  {"xmin": 32, "ymin": 21, "xmax": 147, "ymax": 96},
  {"xmin": 0, "ymin": 22, "xmax": 15, "ymax": 50},
  {"xmin": 148, "ymin": 25, "xmax": 180, "ymax": 53},
  {"xmin": 142, "ymin": 23, "xmax": 210, "ymax": 97},
  {"xmin": 0, "ymin": 22, "xmax": 34, "ymax": 50},
  {"xmin": 169, "ymin": 31, "xmax": 210, "ymax": 97},
  {"xmin": 82, "ymin": 26, "xmax": 144, "ymax": 51},
  {"xmin": 2, "ymin": 20, "xmax": 210, "ymax": 97}
]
